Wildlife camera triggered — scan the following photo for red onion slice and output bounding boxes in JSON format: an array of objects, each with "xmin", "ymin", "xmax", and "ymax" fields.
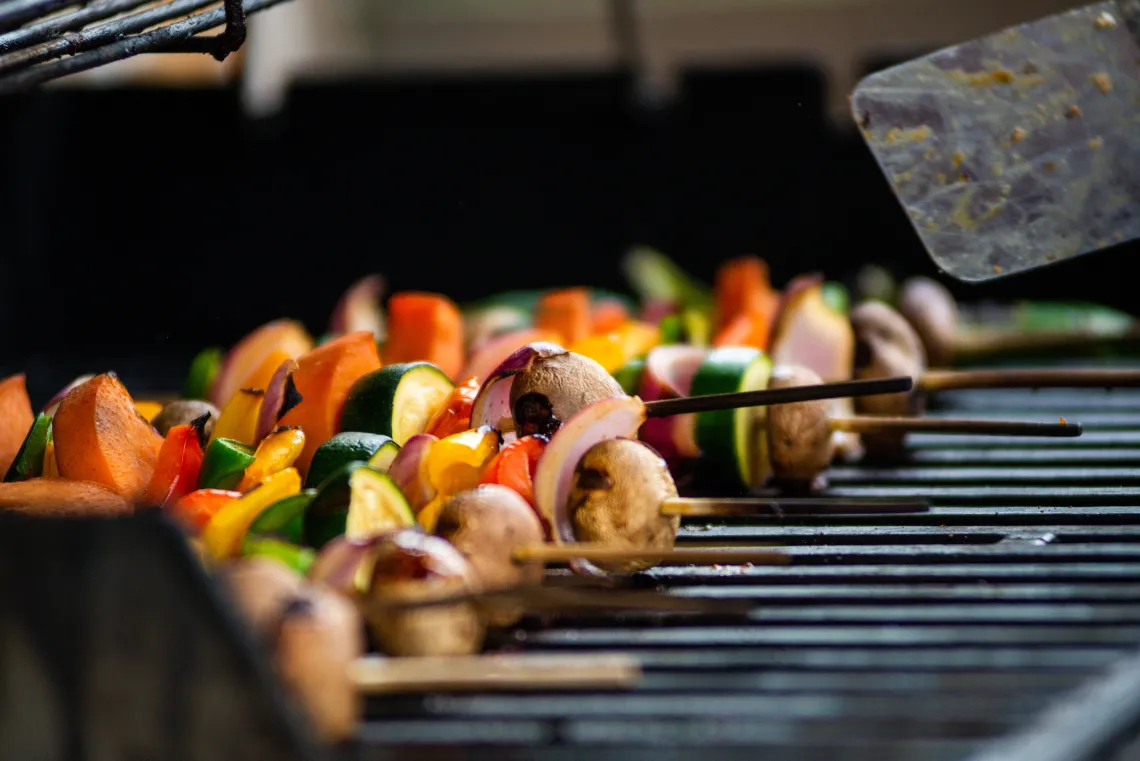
[
  {"xmin": 461, "ymin": 329, "xmax": 558, "ymax": 386},
  {"xmin": 387, "ymin": 433, "xmax": 438, "ymax": 512},
  {"xmin": 253, "ymin": 359, "xmax": 299, "ymax": 444},
  {"xmin": 469, "ymin": 342, "xmax": 566, "ymax": 430},
  {"xmin": 640, "ymin": 299, "xmax": 679, "ymax": 325},
  {"xmin": 211, "ymin": 319, "xmax": 312, "ymax": 408},
  {"xmin": 43, "ymin": 374, "xmax": 94, "ymax": 416},
  {"xmin": 309, "ymin": 534, "xmax": 388, "ymax": 597},
  {"xmin": 638, "ymin": 345, "xmax": 705, "ymax": 460},
  {"xmin": 329, "ymin": 274, "xmax": 386, "ymax": 341},
  {"xmin": 533, "ymin": 395, "xmax": 646, "ymax": 569}
]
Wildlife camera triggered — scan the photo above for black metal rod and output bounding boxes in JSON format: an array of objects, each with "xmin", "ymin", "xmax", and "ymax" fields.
[
  {"xmin": 643, "ymin": 376, "xmax": 914, "ymax": 418},
  {"xmin": 0, "ymin": 0, "xmax": 225, "ymax": 77},
  {"xmin": 0, "ymin": 0, "xmax": 285, "ymax": 91},
  {"xmin": 0, "ymin": 0, "xmax": 192, "ymax": 55},
  {"xmin": 0, "ymin": 0, "xmax": 78, "ymax": 35}
]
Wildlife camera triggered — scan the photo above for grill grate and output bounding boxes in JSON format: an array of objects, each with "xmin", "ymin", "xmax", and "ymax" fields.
[
  {"xmin": 345, "ymin": 378, "xmax": 1140, "ymax": 761},
  {"xmin": 0, "ymin": 0, "xmax": 291, "ymax": 92}
]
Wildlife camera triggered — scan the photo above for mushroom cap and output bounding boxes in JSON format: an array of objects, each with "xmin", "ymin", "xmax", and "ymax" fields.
[
  {"xmin": 767, "ymin": 365, "xmax": 834, "ymax": 485},
  {"xmin": 850, "ymin": 300, "xmax": 927, "ymax": 366},
  {"xmin": 365, "ymin": 530, "xmax": 485, "ymax": 657},
  {"xmin": 510, "ymin": 352, "xmax": 624, "ymax": 425},
  {"xmin": 274, "ymin": 585, "xmax": 364, "ymax": 742},
  {"xmin": 152, "ymin": 399, "xmax": 219, "ymax": 439},
  {"xmin": 219, "ymin": 557, "xmax": 305, "ymax": 643},
  {"xmin": 898, "ymin": 277, "xmax": 958, "ymax": 368},
  {"xmin": 435, "ymin": 484, "xmax": 546, "ymax": 627},
  {"xmin": 568, "ymin": 438, "xmax": 680, "ymax": 573}
]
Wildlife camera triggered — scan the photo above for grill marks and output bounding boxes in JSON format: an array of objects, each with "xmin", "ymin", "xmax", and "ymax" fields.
[{"xmin": 355, "ymin": 386, "xmax": 1140, "ymax": 758}]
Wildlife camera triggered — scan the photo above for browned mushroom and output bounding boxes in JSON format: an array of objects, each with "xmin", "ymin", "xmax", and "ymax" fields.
[
  {"xmin": 566, "ymin": 438, "xmax": 680, "ymax": 573},
  {"xmin": 897, "ymin": 277, "xmax": 958, "ymax": 368},
  {"xmin": 274, "ymin": 585, "xmax": 364, "ymax": 742},
  {"xmin": 766, "ymin": 365, "xmax": 834, "ymax": 490},
  {"xmin": 509, "ymin": 352, "xmax": 624, "ymax": 437},
  {"xmin": 364, "ymin": 530, "xmax": 485, "ymax": 657},
  {"xmin": 218, "ymin": 556, "xmax": 305, "ymax": 642},
  {"xmin": 434, "ymin": 485, "xmax": 546, "ymax": 627},
  {"xmin": 151, "ymin": 400, "xmax": 219, "ymax": 438}
]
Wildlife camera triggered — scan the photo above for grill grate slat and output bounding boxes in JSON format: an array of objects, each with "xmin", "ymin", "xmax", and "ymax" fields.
[{"xmin": 355, "ymin": 381, "xmax": 1140, "ymax": 760}]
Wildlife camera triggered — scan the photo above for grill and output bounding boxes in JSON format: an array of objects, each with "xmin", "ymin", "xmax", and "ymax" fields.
[{"xmin": 5, "ymin": 359, "xmax": 1140, "ymax": 761}]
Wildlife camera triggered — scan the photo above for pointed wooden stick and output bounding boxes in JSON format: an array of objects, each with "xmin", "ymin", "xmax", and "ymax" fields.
[
  {"xmin": 830, "ymin": 416, "xmax": 1082, "ymax": 437},
  {"xmin": 352, "ymin": 653, "xmax": 641, "ymax": 693},
  {"xmin": 498, "ymin": 376, "xmax": 914, "ymax": 433},
  {"xmin": 953, "ymin": 325, "xmax": 1140, "ymax": 358},
  {"xmin": 660, "ymin": 496, "xmax": 930, "ymax": 517},
  {"xmin": 920, "ymin": 369, "xmax": 1140, "ymax": 392},
  {"xmin": 641, "ymin": 376, "xmax": 912, "ymax": 417},
  {"xmin": 512, "ymin": 543, "xmax": 789, "ymax": 566}
]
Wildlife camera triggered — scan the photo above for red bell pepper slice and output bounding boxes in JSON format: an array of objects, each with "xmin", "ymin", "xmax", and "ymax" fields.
[
  {"xmin": 424, "ymin": 376, "xmax": 480, "ymax": 438},
  {"xmin": 478, "ymin": 434, "xmax": 546, "ymax": 507},
  {"xmin": 142, "ymin": 422, "xmax": 205, "ymax": 508},
  {"xmin": 169, "ymin": 488, "xmax": 240, "ymax": 535}
]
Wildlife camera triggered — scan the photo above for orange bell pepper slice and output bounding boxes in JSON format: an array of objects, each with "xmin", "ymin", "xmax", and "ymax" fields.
[
  {"xmin": 424, "ymin": 376, "xmax": 480, "ymax": 439},
  {"xmin": 479, "ymin": 435, "xmax": 546, "ymax": 507},
  {"xmin": 142, "ymin": 422, "xmax": 205, "ymax": 508},
  {"xmin": 169, "ymin": 488, "xmax": 240, "ymax": 535}
]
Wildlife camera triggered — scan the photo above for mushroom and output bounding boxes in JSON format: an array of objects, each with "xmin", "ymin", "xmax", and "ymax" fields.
[
  {"xmin": 434, "ymin": 485, "xmax": 546, "ymax": 627},
  {"xmin": 850, "ymin": 300, "xmax": 927, "ymax": 365},
  {"xmin": 152, "ymin": 399, "xmax": 219, "ymax": 439},
  {"xmin": 273, "ymin": 585, "xmax": 364, "ymax": 742},
  {"xmin": 566, "ymin": 438, "xmax": 680, "ymax": 573},
  {"xmin": 898, "ymin": 277, "xmax": 959, "ymax": 368},
  {"xmin": 364, "ymin": 530, "xmax": 485, "ymax": 657},
  {"xmin": 509, "ymin": 352, "xmax": 624, "ymax": 437},
  {"xmin": 218, "ymin": 556, "xmax": 305, "ymax": 643},
  {"xmin": 767, "ymin": 365, "xmax": 834, "ymax": 490}
]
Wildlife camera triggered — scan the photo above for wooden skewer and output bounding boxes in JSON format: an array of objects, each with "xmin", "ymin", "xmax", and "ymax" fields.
[
  {"xmin": 641, "ymin": 376, "xmax": 913, "ymax": 417},
  {"xmin": 498, "ymin": 376, "xmax": 914, "ymax": 433},
  {"xmin": 830, "ymin": 416, "xmax": 1082, "ymax": 437},
  {"xmin": 952, "ymin": 325, "xmax": 1140, "ymax": 358},
  {"xmin": 919, "ymin": 369, "xmax": 1140, "ymax": 392},
  {"xmin": 352, "ymin": 652, "xmax": 642, "ymax": 693},
  {"xmin": 511, "ymin": 543, "xmax": 789, "ymax": 566},
  {"xmin": 660, "ymin": 497, "xmax": 931, "ymax": 517}
]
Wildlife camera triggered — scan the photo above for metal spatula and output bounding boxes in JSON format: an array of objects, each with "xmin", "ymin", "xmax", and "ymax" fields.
[{"xmin": 851, "ymin": 2, "xmax": 1140, "ymax": 282}]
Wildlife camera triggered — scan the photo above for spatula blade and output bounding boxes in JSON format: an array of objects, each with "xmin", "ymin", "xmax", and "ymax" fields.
[{"xmin": 851, "ymin": 2, "xmax": 1140, "ymax": 281}]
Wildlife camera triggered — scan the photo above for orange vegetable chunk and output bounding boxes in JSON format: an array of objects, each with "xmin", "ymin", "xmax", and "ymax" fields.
[
  {"xmin": 384, "ymin": 292, "xmax": 464, "ymax": 380},
  {"xmin": 277, "ymin": 331, "xmax": 382, "ymax": 475},
  {"xmin": 53, "ymin": 373, "xmax": 164, "ymax": 503},
  {"xmin": 535, "ymin": 288, "xmax": 591, "ymax": 346},
  {"xmin": 0, "ymin": 478, "xmax": 132, "ymax": 517},
  {"xmin": 0, "ymin": 374, "xmax": 35, "ymax": 476}
]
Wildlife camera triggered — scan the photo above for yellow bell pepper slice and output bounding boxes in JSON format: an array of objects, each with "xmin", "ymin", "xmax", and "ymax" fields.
[
  {"xmin": 134, "ymin": 401, "xmax": 165, "ymax": 423},
  {"xmin": 417, "ymin": 495, "xmax": 448, "ymax": 533},
  {"xmin": 569, "ymin": 333, "xmax": 627, "ymax": 373},
  {"xmin": 211, "ymin": 388, "xmax": 265, "ymax": 447},
  {"xmin": 202, "ymin": 467, "xmax": 301, "ymax": 559},
  {"xmin": 615, "ymin": 320, "xmax": 660, "ymax": 358},
  {"xmin": 426, "ymin": 428, "xmax": 499, "ymax": 497},
  {"xmin": 236, "ymin": 426, "xmax": 306, "ymax": 490}
]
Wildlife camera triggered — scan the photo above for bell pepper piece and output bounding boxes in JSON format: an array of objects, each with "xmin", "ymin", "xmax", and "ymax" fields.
[
  {"xmin": 197, "ymin": 437, "xmax": 256, "ymax": 490},
  {"xmin": 241, "ymin": 536, "xmax": 316, "ymax": 574},
  {"xmin": 426, "ymin": 427, "xmax": 499, "ymax": 497},
  {"xmin": 424, "ymin": 376, "xmax": 480, "ymax": 439},
  {"xmin": 714, "ymin": 256, "xmax": 780, "ymax": 332},
  {"xmin": 169, "ymin": 488, "xmax": 240, "ymax": 535},
  {"xmin": 134, "ymin": 401, "xmax": 165, "ymax": 423},
  {"xmin": 4, "ymin": 413, "xmax": 52, "ymax": 482},
  {"xmin": 478, "ymin": 435, "xmax": 546, "ymax": 507},
  {"xmin": 615, "ymin": 321, "xmax": 660, "ymax": 359},
  {"xmin": 277, "ymin": 331, "xmax": 383, "ymax": 475},
  {"xmin": 42, "ymin": 439, "xmax": 59, "ymax": 479},
  {"xmin": 238, "ymin": 348, "xmax": 292, "ymax": 402},
  {"xmin": 237, "ymin": 426, "xmax": 306, "ymax": 491},
  {"xmin": 535, "ymin": 287, "xmax": 591, "ymax": 346},
  {"xmin": 384, "ymin": 292, "xmax": 464, "ymax": 380},
  {"xmin": 183, "ymin": 347, "xmax": 223, "ymax": 401},
  {"xmin": 0, "ymin": 374, "xmax": 35, "ymax": 478},
  {"xmin": 211, "ymin": 388, "xmax": 265, "ymax": 448},
  {"xmin": 416, "ymin": 495, "xmax": 447, "ymax": 533},
  {"xmin": 569, "ymin": 333, "xmax": 626, "ymax": 373},
  {"xmin": 591, "ymin": 299, "xmax": 631, "ymax": 335},
  {"xmin": 203, "ymin": 467, "xmax": 302, "ymax": 559},
  {"xmin": 141, "ymin": 422, "xmax": 205, "ymax": 508}
]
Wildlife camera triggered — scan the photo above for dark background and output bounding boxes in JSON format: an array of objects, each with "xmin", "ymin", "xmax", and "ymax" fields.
[{"xmin": 0, "ymin": 62, "xmax": 1135, "ymax": 402}]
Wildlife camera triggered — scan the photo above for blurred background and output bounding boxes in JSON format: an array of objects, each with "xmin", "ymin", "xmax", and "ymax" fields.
[{"xmin": 0, "ymin": 0, "xmax": 1132, "ymax": 401}]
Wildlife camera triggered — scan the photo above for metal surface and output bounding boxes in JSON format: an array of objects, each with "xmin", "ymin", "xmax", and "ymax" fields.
[
  {"xmin": 6, "ymin": 370, "xmax": 1140, "ymax": 760},
  {"xmin": 851, "ymin": 1, "xmax": 1140, "ymax": 281},
  {"xmin": 0, "ymin": 0, "xmax": 292, "ymax": 91},
  {"xmin": 345, "ymin": 378, "xmax": 1140, "ymax": 760}
]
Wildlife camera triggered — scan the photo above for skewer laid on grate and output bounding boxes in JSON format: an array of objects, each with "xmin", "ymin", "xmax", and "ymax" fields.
[{"xmin": 0, "ymin": 0, "xmax": 293, "ymax": 92}]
